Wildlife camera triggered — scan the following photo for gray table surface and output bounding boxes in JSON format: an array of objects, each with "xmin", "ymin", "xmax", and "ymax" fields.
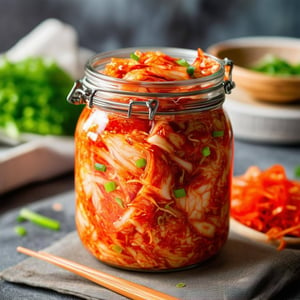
[{"xmin": 0, "ymin": 139, "xmax": 299, "ymax": 300}]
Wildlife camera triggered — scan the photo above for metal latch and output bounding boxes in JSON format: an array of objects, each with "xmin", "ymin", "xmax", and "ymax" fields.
[
  {"xmin": 223, "ymin": 58, "xmax": 235, "ymax": 94},
  {"xmin": 127, "ymin": 99, "xmax": 159, "ymax": 120},
  {"xmin": 67, "ymin": 79, "xmax": 160, "ymax": 120},
  {"xmin": 67, "ymin": 80, "xmax": 93, "ymax": 106}
]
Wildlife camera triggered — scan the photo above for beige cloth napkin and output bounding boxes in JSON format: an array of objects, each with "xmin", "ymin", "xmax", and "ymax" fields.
[
  {"xmin": 6, "ymin": 18, "xmax": 80, "ymax": 79},
  {"xmin": 5, "ymin": 18, "xmax": 94, "ymax": 79}
]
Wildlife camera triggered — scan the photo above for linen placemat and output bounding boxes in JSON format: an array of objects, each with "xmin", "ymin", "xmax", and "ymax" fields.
[
  {"xmin": 1, "ymin": 190, "xmax": 300, "ymax": 300},
  {"xmin": 2, "ymin": 231, "xmax": 300, "ymax": 300}
]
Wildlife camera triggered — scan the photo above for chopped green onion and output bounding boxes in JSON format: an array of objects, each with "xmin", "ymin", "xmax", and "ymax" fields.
[
  {"xmin": 176, "ymin": 58, "xmax": 189, "ymax": 67},
  {"xmin": 16, "ymin": 215, "xmax": 26, "ymax": 222},
  {"xmin": 202, "ymin": 146, "xmax": 211, "ymax": 157},
  {"xmin": 135, "ymin": 158, "xmax": 147, "ymax": 168},
  {"xmin": 176, "ymin": 282, "xmax": 186, "ymax": 288},
  {"xmin": 174, "ymin": 188, "xmax": 186, "ymax": 198},
  {"xmin": 104, "ymin": 181, "xmax": 117, "ymax": 192},
  {"xmin": 251, "ymin": 54, "xmax": 300, "ymax": 76},
  {"xmin": 294, "ymin": 165, "xmax": 300, "ymax": 178},
  {"xmin": 115, "ymin": 197, "xmax": 125, "ymax": 208},
  {"xmin": 130, "ymin": 53, "xmax": 140, "ymax": 61},
  {"xmin": 94, "ymin": 163, "xmax": 107, "ymax": 172},
  {"xmin": 19, "ymin": 208, "xmax": 60, "ymax": 231},
  {"xmin": 14, "ymin": 225, "xmax": 27, "ymax": 236},
  {"xmin": 0, "ymin": 57, "xmax": 82, "ymax": 137},
  {"xmin": 111, "ymin": 244, "xmax": 123, "ymax": 253},
  {"xmin": 187, "ymin": 65, "xmax": 195, "ymax": 76},
  {"xmin": 212, "ymin": 130, "xmax": 224, "ymax": 137}
]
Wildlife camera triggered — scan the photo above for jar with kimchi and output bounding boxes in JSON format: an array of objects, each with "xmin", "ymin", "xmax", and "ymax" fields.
[{"xmin": 67, "ymin": 47, "xmax": 235, "ymax": 271}]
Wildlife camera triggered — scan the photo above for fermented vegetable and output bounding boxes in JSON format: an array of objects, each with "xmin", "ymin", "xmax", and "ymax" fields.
[
  {"xmin": 74, "ymin": 48, "xmax": 233, "ymax": 270},
  {"xmin": 231, "ymin": 165, "xmax": 300, "ymax": 250},
  {"xmin": 102, "ymin": 48, "xmax": 221, "ymax": 81}
]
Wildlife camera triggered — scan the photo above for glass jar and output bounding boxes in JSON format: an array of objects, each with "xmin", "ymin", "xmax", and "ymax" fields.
[{"xmin": 67, "ymin": 48, "xmax": 235, "ymax": 271}]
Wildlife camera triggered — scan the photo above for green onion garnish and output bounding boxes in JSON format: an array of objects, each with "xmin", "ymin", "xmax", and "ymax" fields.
[
  {"xmin": 115, "ymin": 197, "xmax": 125, "ymax": 208},
  {"xmin": 202, "ymin": 146, "xmax": 211, "ymax": 157},
  {"xmin": 212, "ymin": 130, "xmax": 224, "ymax": 137},
  {"xmin": 16, "ymin": 215, "xmax": 26, "ymax": 222},
  {"xmin": 104, "ymin": 181, "xmax": 117, "ymax": 192},
  {"xmin": 174, "ymin": 188, "xmax": 186, "ymax": 198},
  {"xmin": 187, "ymin": 65, "xmax": 195, "ymax": 76},
  {"xmin": 176, "ymin": 58, "xmax": 189, "ymax": 67},
  {"xmin": 176, "ymin": 282, "xmax": 186, "ymax": 288},
  {"xmin": 135, "ymin": 158, "xmax": 147, "ymax": 168},
  {"xmin": 111, "ymin": 244, "xmax": 123, "ymax": 253},
  {"xmin": 294, "ymin": 165, "xmax": 300, "ymax": 178},
  {"xmin": 19, "ymin": 208, "xmax": 60, "ymax": 231},
  {"xmin": 14, "ymin": 225, "xmax": 27, "ymax": 236},
  {"xmin": 130, "ymin": 53, "xmax": 140, "ymax": 61},
  {"xmin": 94, "ymin": 163, "xmax": 107, "ymax": 172}
]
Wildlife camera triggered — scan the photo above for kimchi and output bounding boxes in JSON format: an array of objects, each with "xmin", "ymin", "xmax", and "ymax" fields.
[{"xmin": 72, "ymin": 48, "xmax": 234, "ymax": 270}]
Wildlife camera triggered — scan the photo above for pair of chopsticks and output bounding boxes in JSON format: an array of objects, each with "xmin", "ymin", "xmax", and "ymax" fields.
[{"xmin": 17, "ymin": 247, "xmax": 180, "ymax": 300}]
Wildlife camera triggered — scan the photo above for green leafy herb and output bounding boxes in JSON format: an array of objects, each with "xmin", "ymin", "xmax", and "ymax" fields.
[
  {"xmin": 135, "ymin": 158, "xmax": 147, "ymax": 168},
  {"xmin": 130, "ymin": 53, "xmax": 140, "ymax": 61},
  {"xmin": 104, "ymin": 181, "xmax": 117, "ymax": 192},
  {"xmin": 202, "ymin": 146, "xmax": 211, "ymax": 157},
  {"xmin": 252, "ymin": 55, "xmax": 300, "ymax": 76},
  {"xmin": 94, "ymin": 163, "xmax": 107, "ymax": 172},
  {"xmin": 174, "ymin": 188, "xmax": 186, "ymax": 198},
  {"xmin": 19, "ymin": 208, "xmax": 60, "ymax": 231},
  {"xmin": 14, "ymin": 225, "xmax": 27, "ymax": 236},
  {"xmin": 0, "ymin": 57, "xmax": 83, "ymax": 138}
]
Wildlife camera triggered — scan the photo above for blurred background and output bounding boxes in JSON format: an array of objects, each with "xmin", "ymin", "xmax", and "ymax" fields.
[{"xmin": 1, "ymin": 0, "xmax": 300, "ymax": 53}]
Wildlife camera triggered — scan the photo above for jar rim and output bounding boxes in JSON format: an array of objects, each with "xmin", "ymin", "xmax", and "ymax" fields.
[
  {"xmin": 67, "ymin": 47, "xmax": 234, "ymax": 120},
  {"xmin": 84, "ymin": 47, "xmax": 225, "ymax": 87}
]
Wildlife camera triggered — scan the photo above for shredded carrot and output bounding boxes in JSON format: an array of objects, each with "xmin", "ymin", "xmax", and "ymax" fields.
[{"xmin": 231, "ymin": 164, "xmax": 300, "ymax": 250}]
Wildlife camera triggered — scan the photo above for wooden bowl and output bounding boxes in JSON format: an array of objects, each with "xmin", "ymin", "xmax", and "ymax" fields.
[{"xmin": 207, "ymin": 37, "xmax": 300, "ymax": 103}]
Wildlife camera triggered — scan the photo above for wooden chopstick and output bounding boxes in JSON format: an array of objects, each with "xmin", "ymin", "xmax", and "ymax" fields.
[{"xmin": 17, "ymin": 246, "xmax": 180, "ymax": 300}]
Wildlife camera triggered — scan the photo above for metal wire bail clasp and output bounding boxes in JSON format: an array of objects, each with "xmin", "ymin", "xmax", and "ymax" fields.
[
  {"xmin": 223, "ymin": 58, "xmax": 235, "ymax": 94},
  {"xmin": 128, "ymin": 99, "xmax": 159, "ymax": 120},
  {"xmin": 67, "ymin": 80, "xmax": 93, "ymax": 105}
]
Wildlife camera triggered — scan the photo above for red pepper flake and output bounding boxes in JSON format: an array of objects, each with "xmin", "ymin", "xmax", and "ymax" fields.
[{"xmin": 231, "ymin": 164, "xmax": 300, "ymax": 250}]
